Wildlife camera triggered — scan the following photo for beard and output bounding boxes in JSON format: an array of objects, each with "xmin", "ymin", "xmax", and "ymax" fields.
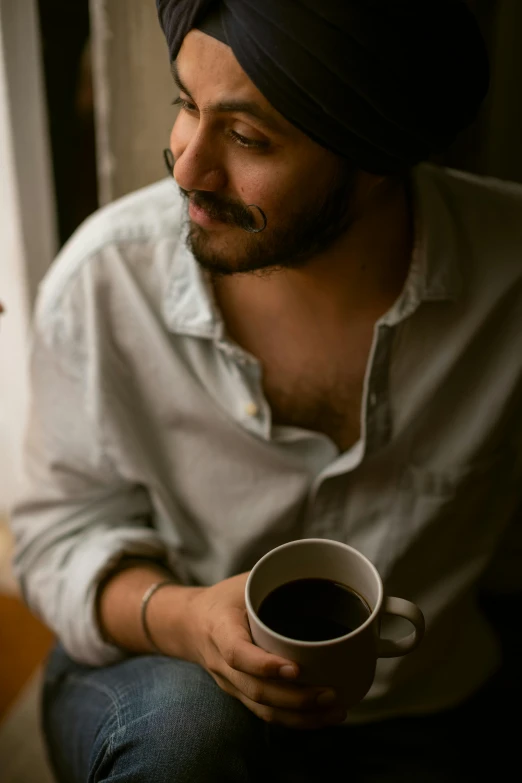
[{"xmin": 180, "ymin": 161, "xmax": 359, "ymax": 277}]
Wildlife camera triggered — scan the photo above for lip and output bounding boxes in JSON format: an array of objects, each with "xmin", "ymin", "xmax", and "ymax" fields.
[{"xmin": 188, "ymin": 200, "xmax": 228, "ymax": 229}]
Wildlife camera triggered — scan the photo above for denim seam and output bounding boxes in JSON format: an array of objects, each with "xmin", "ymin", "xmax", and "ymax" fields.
[
  {"xmin": 66, "ymin": 674, "xmax": 123, "ymax": 732},
  {"xmin": 105, "ymin": 725, "xmax": 117, "ymax": 766}
]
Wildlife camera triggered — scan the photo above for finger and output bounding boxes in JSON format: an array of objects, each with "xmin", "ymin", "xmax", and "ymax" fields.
[
  {"xmin": 216, "ymin": 619, "xmax": 300, "ymax": 680},
  {"xmin": 231, "ymin": 671, "xmax": 340, "ymax": 712},
  {"xmin": 240, "ymin": 691, "xmax": 347, "ymax": 730},
  {"xmin": 213, "ymin": 672, "xmax": 347, "ymax": 730}
]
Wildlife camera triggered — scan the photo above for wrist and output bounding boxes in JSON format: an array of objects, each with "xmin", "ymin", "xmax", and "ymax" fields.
[
  {"xmin": 97, "ymin": 563, "xmax": 176, "ymax": 653},
  {"xmin": 140, "ymin": 580, "xmax": 178, "ymax": 653},
  {"xmin": 146, "ymin": 582, "xmax": 206, "ymax": 661}
]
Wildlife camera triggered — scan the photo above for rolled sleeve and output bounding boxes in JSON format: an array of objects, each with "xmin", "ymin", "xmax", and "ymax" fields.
[{"xmin": 11, "ymin": 286, "xmax": 179, "ymax": 666}]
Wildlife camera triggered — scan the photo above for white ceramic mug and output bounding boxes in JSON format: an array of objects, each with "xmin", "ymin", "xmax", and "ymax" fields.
[{"xmin": 245, "ymin": 538, "xmax": 425, "ymax": 707}]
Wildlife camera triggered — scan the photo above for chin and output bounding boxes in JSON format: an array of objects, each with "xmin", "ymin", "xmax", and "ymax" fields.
[
  {"xmin": 188, "ymin": 224, "xmax": 267, "ymax": 276},
  {"xmin": 187, "ymin": 215, "xmax": 323, "ymax": 276}
]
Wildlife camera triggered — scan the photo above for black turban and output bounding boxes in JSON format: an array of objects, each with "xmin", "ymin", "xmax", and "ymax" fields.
[{"xmin": 156, "ymin": 0, "xmax": 489, "ymax": 174}]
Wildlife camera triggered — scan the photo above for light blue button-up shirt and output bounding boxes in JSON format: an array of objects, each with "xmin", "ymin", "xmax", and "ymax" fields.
[{"xmin": 12, "ymin": 164, "xmax": 522, "ymax": 722}]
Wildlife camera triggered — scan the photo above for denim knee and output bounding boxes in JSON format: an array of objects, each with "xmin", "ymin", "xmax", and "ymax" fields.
[
  {"xmin": 44, "ymin": 650, "xmax": 267, "ymax": 783},
  {"xmin": 100, "ymin": 658, "xmax": 265, "ymax": 782}
]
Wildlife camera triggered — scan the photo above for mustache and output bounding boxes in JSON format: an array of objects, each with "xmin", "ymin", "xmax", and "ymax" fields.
[{"xmin": 179, "ymin": 187, "xmax": 256, "ymax": 231}]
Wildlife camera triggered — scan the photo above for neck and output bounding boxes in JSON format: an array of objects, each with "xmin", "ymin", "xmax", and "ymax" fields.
[{"xmin": 213, "ymin": 175, "xmax": 414, "ymax": 329}]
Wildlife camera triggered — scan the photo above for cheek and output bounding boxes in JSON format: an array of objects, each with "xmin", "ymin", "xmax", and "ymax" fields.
[{"xmin": 231, "ymin": 160, "xmax": 295, "ymax": 213}]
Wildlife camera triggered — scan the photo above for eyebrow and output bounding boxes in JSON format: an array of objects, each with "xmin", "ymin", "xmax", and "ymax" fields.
[{"xmin": 171, "ymin": 62, "xmax": 283, "ymax": 134}]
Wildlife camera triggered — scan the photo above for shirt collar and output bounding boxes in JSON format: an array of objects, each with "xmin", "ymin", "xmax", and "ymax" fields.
[
  {"xmin": 379, "ymin": 164, "xmax": 463, "ymax": 327},
  {"xmin": 163, "ymin": 164, "xmax": 463, "ymax": 337},
  {"xmin": 412, "ymin": 163, "xmax": 463, "ymax": 303},
  {"xmin": 163, "ymin": 232, "xmax": 223, "ymax": 339}
]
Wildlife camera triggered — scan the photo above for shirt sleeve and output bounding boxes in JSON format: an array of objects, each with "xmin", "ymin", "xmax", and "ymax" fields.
[{"xmin": 11, "ymin": 283, "xmax": 179, "ymax": 667}]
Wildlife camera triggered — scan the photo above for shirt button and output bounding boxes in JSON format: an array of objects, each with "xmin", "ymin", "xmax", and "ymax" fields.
[
  {"xmin": 245, "ymin": 402, "xmax": 259, "ymax": 417},
  {"xmin": 369, "ymin": 392, "xmax": 377, "ymax": 407}
]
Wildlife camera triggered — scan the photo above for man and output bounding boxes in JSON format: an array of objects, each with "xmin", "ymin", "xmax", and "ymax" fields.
[{"xmin": 11, "ymin": 1, "xmax": 522, "ymax": 781}]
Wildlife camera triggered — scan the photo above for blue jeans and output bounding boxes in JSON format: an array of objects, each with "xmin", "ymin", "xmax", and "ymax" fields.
[{"xmin": 42, "ymin": 645, "xmax": 512, "ymax": 783}]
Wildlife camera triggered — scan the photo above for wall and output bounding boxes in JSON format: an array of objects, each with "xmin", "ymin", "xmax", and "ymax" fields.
[
  {"xmin": 90, "ymin": 0, "xmax": 178, "ymax": 204},
  {"xmin": 0, "ymin": 0, "xmax": 57, "ymax": 514}
]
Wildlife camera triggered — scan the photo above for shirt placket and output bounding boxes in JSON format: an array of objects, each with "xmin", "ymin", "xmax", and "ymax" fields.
[
  {"xmin": 216, "ymin": 336, "xmax": 271, "ymax": 438},
  {"xmin": 301, "ymin": 322, "xmax": 395, "ymax": 538},
  {"xmin": 364, "ymin": 323, "xmax": 394, "ymax": 457}
]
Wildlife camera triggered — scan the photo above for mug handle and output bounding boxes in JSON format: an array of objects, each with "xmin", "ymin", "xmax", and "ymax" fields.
[{"xmin": 377, "ymin": 597, "xmax": 425, "ymax": 658}]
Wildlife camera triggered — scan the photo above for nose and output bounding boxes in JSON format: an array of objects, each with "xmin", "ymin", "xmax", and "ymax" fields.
[{"xmin": 170, "ymin": 121, "xmax": 227, "ymax": 194}]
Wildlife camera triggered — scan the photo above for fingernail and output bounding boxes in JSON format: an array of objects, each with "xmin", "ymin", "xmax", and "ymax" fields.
[
  {"xmin": 279, "ymin": 665, "xmax": 298, "ymax": 679},
  {"xmin": 316, "ymin": 689, "xmax": 337, "ymax": 706}
]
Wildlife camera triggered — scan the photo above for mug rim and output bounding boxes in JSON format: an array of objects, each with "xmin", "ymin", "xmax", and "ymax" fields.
[{"xmin": 245, "ymin": 538, "xmax": 384, "ymax": 648}]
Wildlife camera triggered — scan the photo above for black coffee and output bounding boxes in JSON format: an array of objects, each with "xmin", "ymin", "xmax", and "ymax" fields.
[{"xmin": 257, "ymin": 578, "xmax": 371, "ymax": 642}]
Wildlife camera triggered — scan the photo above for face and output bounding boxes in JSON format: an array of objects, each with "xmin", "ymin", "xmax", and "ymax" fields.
[{"xmin": 170, "ymin": 31, "xmax": 363, "ymax": 276}]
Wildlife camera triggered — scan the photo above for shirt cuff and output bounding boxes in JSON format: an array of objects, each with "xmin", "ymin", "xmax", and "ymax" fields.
[{"xmin": 56, "ymin": 529, "xmax": 180, "ymax": 666}]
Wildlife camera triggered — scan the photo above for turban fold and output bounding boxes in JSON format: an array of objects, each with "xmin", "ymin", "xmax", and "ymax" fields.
[{"xmin": 156, "ymin": 0, "xmax": 489, "ymax": 174}]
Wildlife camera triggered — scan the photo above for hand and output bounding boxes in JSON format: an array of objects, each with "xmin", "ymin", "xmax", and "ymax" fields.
[{"xmin": 187, "ymin": 572, "xmax": 347, "ymax": 730}]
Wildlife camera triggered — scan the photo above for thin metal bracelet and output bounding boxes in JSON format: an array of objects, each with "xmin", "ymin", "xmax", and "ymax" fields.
[{"xmin": 140, "ymin": 580, "xmax": 176, "ymax": 654}]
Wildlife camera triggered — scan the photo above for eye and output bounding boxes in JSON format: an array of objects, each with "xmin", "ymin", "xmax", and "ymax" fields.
[
  {"xmin": 172, "ymin": 96, "xmax": 197, "ymax": 113},
  {"xmin": 228, "ymin": 129, "xmax": 269, "ymax": 150}
]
